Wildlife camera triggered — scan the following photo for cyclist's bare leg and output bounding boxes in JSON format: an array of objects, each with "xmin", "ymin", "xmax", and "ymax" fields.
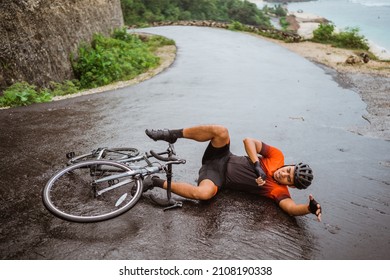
[
  {"xmin": 146, "ymin": 124, "xmax": 230, "ymax": 146},
  {"xmin": 147, "ymin": 124, "xmax": 228, "ymax": 199},
  {"xmin": 182, "ymin": 125, "xmax": 230, "ymax": 148},
  {"xmin": 160, "ymin": 179, "xmax": 218, "ymax": 200}
]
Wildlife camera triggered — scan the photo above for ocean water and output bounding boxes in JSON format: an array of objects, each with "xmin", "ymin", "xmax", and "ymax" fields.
[{"xmin": 286, "ymin": 0, "xmax": 390, "ymax": 57}]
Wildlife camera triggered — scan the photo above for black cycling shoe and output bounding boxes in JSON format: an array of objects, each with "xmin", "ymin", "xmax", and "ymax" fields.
[{"xmin": 145, "ymin": 129, "xmax": 177, "ymax": 144}]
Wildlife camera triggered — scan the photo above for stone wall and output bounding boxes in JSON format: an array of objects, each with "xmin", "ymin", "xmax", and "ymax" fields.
[
  {"xmin": 0, "ymin": 0, "xmax": 123, "ymax": 91},
  {"xmin": 149, "ymin": 20, "xmax": 302, "ymax": 42}
]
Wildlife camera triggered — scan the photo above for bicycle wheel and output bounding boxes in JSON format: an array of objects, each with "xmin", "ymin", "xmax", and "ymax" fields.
[
  {"xmin": 68, "ymin": 147, "xmax": 140, "ymax": 164},
  {"xmin": 43, "ymin": 160, "xmax": 143, "ymax": 222}
]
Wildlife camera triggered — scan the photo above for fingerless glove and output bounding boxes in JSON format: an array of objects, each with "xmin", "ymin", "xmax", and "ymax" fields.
[
  {"xmin": 309, "ymin": 198, "xmax": 321, "ymax": 215},
  {"xmin": 253, "ymin": 161, "xmax": 266, "ymax": 180}
]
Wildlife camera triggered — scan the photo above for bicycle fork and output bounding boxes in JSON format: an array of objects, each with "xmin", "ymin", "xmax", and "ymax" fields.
[{"xmin": 163, "ymin": 163, "xmax": 182, "ymax": 211}]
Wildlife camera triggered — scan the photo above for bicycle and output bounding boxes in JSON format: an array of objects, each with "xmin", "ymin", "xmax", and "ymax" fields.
[{"xmin": 42, "ymin": 143, "xmax": 186, "ymax": 223}]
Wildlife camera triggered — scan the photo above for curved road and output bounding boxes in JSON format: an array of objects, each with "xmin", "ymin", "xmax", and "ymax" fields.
[{"xmin": 0, "ymin": 26, "xmax": 389, "ymax": 259}]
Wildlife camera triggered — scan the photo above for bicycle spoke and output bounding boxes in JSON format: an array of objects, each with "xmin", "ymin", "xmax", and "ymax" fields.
[{"xmin": 115, "ymin": 193, "xmax": 128, "ymax": 207}]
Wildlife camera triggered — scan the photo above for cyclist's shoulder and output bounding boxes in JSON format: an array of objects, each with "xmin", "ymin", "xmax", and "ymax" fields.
[{"xmin": 261, "ymin": 143, "xmax": 284, "ymax": 157}]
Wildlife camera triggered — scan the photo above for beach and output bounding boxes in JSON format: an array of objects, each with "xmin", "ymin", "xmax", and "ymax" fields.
[
  {"xmin": 273, "ymin": 11, "xmax": 390, "ymax": 140},
  {"xmin": 247, "ymin": 1, "xmax": 390, "ymax": 140},
  {"xmin": 266, "ymin": 37, "xmax": 390, "ymax": 140}
]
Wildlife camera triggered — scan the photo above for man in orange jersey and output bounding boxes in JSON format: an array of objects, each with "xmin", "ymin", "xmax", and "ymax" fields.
[{"xmin": 145, "ymin": 125, "xmax": 322, "ymax": 221}]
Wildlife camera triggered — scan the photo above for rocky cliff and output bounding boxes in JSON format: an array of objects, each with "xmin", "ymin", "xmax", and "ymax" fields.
[{"xmin": 0, "ymin": 0, "xmax": 123, "ymax": 92}]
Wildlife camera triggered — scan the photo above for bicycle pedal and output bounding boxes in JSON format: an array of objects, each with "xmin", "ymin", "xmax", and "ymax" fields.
[{"xmin": 163, "ymin": 202, "xmax": 183, "ymax": 211}]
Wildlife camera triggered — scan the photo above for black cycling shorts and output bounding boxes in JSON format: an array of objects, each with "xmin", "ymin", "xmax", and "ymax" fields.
[{"xmin": 198, "ymin": 142, "xmax": 232, "ymax": 188}]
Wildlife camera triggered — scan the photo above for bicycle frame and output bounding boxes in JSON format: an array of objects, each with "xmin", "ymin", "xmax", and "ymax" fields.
[
  {"xmin": 93, "ymin": 165, "xmax": 160, "ymax": 196},
  {"xmin": 93, "ymin": 149, "xmax": 169, "ymax": 165},
  {"xmin": 87, "ymin": 143, "xmax": 185, "ymax": 209}
]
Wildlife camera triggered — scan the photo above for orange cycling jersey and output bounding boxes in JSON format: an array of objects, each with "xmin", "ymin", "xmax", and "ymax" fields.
[{"xmin": 224, "ymin": 143, "xmax": 291, "ymax": 203}]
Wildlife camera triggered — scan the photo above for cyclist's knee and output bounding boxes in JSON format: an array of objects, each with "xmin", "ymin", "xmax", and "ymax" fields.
[
  {"xmin": 213, "ymin": 125, "xmax": 229, "ymax": 137},
  {"xmin": 195, "ymin": 182, "xmax": 218, "ymax": 200},
  {"xmin": 212, "ymin": 125, "xmax": 229, "ymax": 146}
]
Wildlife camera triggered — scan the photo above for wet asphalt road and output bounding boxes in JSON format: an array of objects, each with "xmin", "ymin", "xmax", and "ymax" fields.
[{"xmin": 0, "ymin": 26, "xmax": 389, "ymax": 260}]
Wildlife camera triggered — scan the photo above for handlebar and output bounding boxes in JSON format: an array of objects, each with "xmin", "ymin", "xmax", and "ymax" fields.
[
  {"xmin": 149, "ymin": 143, "xmax": 186, "ymax": 165},
  {"xmin": 150, "ymin": 150, "xmax": 186, "ymax": 164}
]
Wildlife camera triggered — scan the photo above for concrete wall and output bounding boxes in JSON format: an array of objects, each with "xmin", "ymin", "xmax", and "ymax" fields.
[{"xmin": 0, "ymin": 0, "xmax": 124, "ymax": 91}]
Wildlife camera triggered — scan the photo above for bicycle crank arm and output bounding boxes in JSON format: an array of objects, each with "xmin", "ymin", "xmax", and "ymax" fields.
[
  {"xmin": 94, "ymin": 170, "xmax": 134, "ymax": 184},
  {"xmin": 96, "ymin": 178, "xmax": 133, "ymax": 196}
]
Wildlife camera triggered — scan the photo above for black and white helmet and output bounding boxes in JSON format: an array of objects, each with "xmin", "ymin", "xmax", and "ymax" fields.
[{"xmin": 294, "ymin": 163, "xmax": 313, "ymax": 189}]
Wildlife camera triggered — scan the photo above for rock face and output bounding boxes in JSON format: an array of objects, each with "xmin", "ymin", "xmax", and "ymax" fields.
[{"xmin": 0, "ymin": 0, "xmax": 123, "ymax": 91}]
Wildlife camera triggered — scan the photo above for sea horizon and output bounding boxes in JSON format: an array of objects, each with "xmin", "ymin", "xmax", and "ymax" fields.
[{"xmin": 250, "ymin": 0, "xmax": 390, "ymax": 59}]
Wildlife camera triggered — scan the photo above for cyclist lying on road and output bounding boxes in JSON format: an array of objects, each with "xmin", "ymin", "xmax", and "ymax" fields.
[{"xmin": 144, "ymin": 124, "xmax": 322, "ymax": 221}]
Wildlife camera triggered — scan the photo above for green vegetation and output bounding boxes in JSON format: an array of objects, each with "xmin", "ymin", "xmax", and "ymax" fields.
[
  {"xmin": 0, "ymin": 82, "xmax": 52, "ymax": 107},
  {"xmin": 279, "ymin": 17, "xmax": 289, "ymax": 30},
  {"xmin": 261, "ymin": 4, "xmax": 289, "ymax": 30},
  {"xmin": 262, "ymin": 4, "xmax": 287, "ymax": 17},
  {"xmin": 72, "ymin": 28, "xmax": 161, "ymax": 88},
  {"xmin": 0, "ymin": 80, "xmax": 84, "ymax": 107},
  {"xmin": 312, "ymin": 23, "xmax": 369, "ymax": 50},
  {"xmin": 121, "ymin": 0, "xmax": 271, "ymax": 27},
  {"xmin": 227, "ymin": 20, "xmax": 296, "ymax": 42},
  {"xmin": 48, "ymin": 80, "xmax": 81, "ymax": 97},
  {"xmin": 1, "ymin": 29, "xmax": 174, "ymax": 107}
]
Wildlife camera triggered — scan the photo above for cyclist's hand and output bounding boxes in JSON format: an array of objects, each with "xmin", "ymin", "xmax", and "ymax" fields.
[
  {"xmin": 309, "ymin": 194, "xmax": 322, "ymax": 222},
  {"xmin": 253, "ymin": 161, "xmax": 266, "ymax": 181},
  {"xmin": 255, "ymin": 176, "xmax": 266, "ymax": 186}
]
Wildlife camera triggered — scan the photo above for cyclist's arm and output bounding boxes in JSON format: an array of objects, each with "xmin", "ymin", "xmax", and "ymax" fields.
[
  {"xmin": 279, "ymin": 196, "xmax": 322, "ymax": 222},
  {"xmin": 243, "ymin": 137, "xmax": 263, "ymax": 163},
  {"xmin": 243, "ymin": 138, "xmax": 267, "ymax": 184}
]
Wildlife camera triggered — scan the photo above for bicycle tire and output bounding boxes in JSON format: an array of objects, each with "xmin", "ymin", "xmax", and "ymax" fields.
[
  {"xmin": 68, "ymin": 147, "xmax": 140, "ymax": 164},
  {"xmin": 43, "ymin": 160, "xmax": 143, "ymax": 222}
]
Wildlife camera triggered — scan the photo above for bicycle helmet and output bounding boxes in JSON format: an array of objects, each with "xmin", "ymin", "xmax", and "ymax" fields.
[{"xmin": 294, "ymin": 163, "xmax": 313, "ymax": 189}]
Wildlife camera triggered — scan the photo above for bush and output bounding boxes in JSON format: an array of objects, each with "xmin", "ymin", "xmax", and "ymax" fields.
[
  {"xmin": 262, "ymin": 4, "xmax": 287, "ymax": 17},
  {"xmin": 312, "ymin": 23, "xmax": 369, "ymax": 50},
  {"xmin": 274, "ymin": 4, "xmax": 287, "ymax": 17},
  {"xmin": 333, "ymin": 27, "xmax": 369, "ymax": 50},
  {"xmin": 279, "ymin": 17, "xmax": 289, "ymax": 30},
  {"xmin": 228, "ymin": 21, "xmax": 245, "ymax": 31},
  {"xmin": 0, "ymin": 82, "xmax": 52, "ymax": 107},
  {"xmin": 142, "ymin": 35, "xmax": 175, "ymax": 51},
  {"xmin": 312, "ymin": 23, "xmax": 335, "ymax": 43},
  {"xmin": 72, "ymin": 29, "xmax": 160, "ymax": 89},
  {"xmin": 49, "ymin": 80, "xmax": 81, "ymax": 97}
]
